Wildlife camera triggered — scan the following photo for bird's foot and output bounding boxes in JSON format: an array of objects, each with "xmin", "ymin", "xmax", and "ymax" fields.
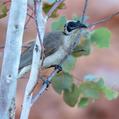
[{"xmin": 42, "ymin": 80, "xmax": 51, "ymax": 89}]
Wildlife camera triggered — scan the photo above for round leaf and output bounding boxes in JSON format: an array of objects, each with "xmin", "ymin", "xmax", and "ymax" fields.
[
  {"xmin": 62, "ymin": 55, "xmax": 76, "ymax": 73},
  {"xmin": 51, "ymin": 16, "xmax": 67, "ymax": 31},
  {"xmin": 52, "ymin": 72, "xmax": 73, "ymax": 94},
  {"xmin": 63, "ymin": 84, "xmax": 80, "ymax": 107},
  {"xmin": 78, "ymin": 97, "xmax": 89, "ymax": 108},
  {"xmin": 90, "ymin": 27, "xmax": 111, "ymax": 48}
]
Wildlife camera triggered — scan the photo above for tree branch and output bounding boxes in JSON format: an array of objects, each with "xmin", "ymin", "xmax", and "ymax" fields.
[
  {"xmin": 46, "ymin": 0, "xmax": 65, "ymax": 19},
  {"xmin": 0, "ymin": 0, "xmax": 27, "ymax": 118},
  {"xmin": 89, "ymin": 11, "xmax": 119, "ymax": 27},
  {"xmin": 0, "ymin": 44, "xmax": 31, "ymax": 49},
  {"xmin": 20, "ymin": 0, "xmax": 65, "ymax": 118},
  {"xmin": 20, "ymin": 0, "xmax": 44, "ymax": 118},
  {"xmin": 81, "ymin": 0, "xmax": 88, "ymax": 23}
]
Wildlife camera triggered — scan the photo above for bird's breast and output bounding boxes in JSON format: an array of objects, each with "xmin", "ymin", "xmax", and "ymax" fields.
[{"xmin": 43, "ymin": 46, "xmax": 67, "ymax": 67}]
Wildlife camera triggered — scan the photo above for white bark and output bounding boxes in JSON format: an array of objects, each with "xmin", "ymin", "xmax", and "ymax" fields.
[
  {"xmin": 0, "ymin": 0, "xmax": 27, "ymax": 119},
  {"xmin": 20, "ymin": 36, "xmax": 41, "ymax": 119},
  {"xmin": 20, "ymin": 1, "xmax": 46, "ymax": 118}
]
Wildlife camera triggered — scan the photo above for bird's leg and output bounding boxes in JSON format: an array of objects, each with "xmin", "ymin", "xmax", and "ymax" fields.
[
  {"xmin": 39, "ymin": 65, "xmax": 62, "ymax": 89},
  {"xmin": 42, "ymin": 65, "xmax": 62, "ymax": 88},
  {"xmin": 42, "ymin": 79, "xmax": 51, "ymax": 89}
]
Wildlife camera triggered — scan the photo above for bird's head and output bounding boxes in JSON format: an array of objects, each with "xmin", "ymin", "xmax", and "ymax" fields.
[{"xmin": 64, "ymin": 20, "xmax": 87, "ymax": 35}]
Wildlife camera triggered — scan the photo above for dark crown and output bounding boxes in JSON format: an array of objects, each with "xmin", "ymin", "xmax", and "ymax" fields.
[{"xmin": 64, "ymin": 20, "xmax": 87, "ymax": 34}]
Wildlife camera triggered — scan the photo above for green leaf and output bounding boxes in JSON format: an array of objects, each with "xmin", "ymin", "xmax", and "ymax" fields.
[
  {"xmin": 79, "ymin": 79, "xmax": 118, "ymax": 101},
  {"xmin": 78, "ymin": 97, "xmax": 89, "ymax": 108},
  {"xmin": 102, "ymin": 87, "xmax": 118, "ymax": 100},
  {"xmin": 62, "ymin": 55, "xmax": 76, "ymax": 73},
  {"xmin": 90, "ymin": 27, "xmax": 111, "ymax": 48},
  {"xmin": 63, "ymin": 84, "xmax": 80, "ymax": 107},
  {"xmin": 79, "ymin": 82, "xmax": 101, "ymax": 99},
  {"xmin": 51, "ymin": 16, "xmax": 67, "ymax": 31},
  {"xmin": 52, "ymin": 72, "xmax": 73, "ymax": 94},
  {"xmin": 96, "ymin": 78, "xmax": 105, "ymax": 88},
  {"xmin": 72, "ymin": 36, "xmax": 91, "ymax": 57},
  {"xmin": 0, "ymin": 4, "xmax": 8, "ymax": 19}
]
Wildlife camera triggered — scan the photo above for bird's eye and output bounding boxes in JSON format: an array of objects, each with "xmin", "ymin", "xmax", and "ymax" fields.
[{"xmin": 66, "ymin": 21, "xmax": 77, "ymax": 32}]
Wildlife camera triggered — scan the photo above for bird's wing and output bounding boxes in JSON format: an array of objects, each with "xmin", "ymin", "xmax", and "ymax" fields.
[
  {"xmin": 19, "ymin": 31, "xmax": 64, "ymax": 70},
  {"xmin": 19, "ymin": 41, "xmax": 35, "ymax": 70},
  {"xmin": 43, "ymin": 31, "xmax": 63, "ymax": 57}
]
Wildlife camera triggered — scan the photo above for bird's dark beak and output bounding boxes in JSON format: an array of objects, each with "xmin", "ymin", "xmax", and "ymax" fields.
[
  {"xmin": 76, "ymin": 21, "xmax": 87, "ymax": 29},
  {"xmin": 78, "ymin": 23, "xmax": 87, "ymax": 28}
]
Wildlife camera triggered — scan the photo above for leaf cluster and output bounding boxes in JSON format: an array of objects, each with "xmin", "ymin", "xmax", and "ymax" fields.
[{"xmin": 52, "ymin": 73, "xmax": 118, "ymax": 107}]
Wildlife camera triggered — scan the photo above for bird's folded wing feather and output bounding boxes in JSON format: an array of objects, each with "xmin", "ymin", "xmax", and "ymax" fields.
[{"xmin": 19, "ymin": 31, "xmax": 64, "ymax": 70}]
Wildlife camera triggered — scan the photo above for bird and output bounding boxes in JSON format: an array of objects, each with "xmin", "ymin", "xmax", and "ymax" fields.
[{"xmin": 19, "ymin": 20, "xmax": 87, "ymax": 73}]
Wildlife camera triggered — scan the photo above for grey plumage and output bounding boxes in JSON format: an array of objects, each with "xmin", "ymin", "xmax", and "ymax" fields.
[
  {"xmin": 43, "ymin": 31, "xmax": 64, "ymax": 57},
  {"xmin": 19, "ymin": 31, "xmax": 64, "ymax": 70}
]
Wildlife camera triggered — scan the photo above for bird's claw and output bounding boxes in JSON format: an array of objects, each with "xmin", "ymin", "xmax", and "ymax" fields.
[
  {"xmin": 43, "ymin": 80, "xmax": 51, "ymax": 89},
  {"xmin": 54, "ymin": 65, "xmax": 62, "ymax": 73}
]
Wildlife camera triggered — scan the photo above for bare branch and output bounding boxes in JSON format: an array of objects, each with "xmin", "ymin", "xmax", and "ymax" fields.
[
  {"xmin": 0, "ymin": 0, "xmax": 27, "ymax": 118},
  {"xmin": 34, "ymin": 0, "xmax": 44, "ymax": 46},
  {"xmin": 46, "ymin": 0, "xmax": 65, "ymax": 19},
  {"xmin": 0, "ymin": 45, "xmax": 31, "ymax": 49},
  {"xmin": 27, "ymin": 13, "xmax": 34, "ymax": 19},
  {"xmin": 89, "ymin": 11, "xmax": 119, "ymax": 27},
  {"xmin": 24, "ymin": 12, "xmax": 34, "ymax": 29},
  {"xmin": 81, "ymin": 0, "xmax": 88, "ymax": 23}
]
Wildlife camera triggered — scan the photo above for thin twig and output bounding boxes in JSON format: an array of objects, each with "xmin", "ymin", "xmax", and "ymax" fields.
[
  {"xmin": 46, "ymin": 0, "xmax": 65, "ymax": 19},
  {"xmin": 89, "ymin": 11, "xmax": 119, "ymax": 27},
  {"xmin": 27, "ymin": 13, "xmax": 34, "ymax": 19},
  {"xmin": 0, "ymin": 45, "xmax": 30, "ymax": 49},
  {"xmin": 81, "ymin": 0, "xmax": 88, "ymax": 23},
  {"xmin": 22, "ymin": 45, "xmax": 31, "ymax": 48},
  {"xmin": 25, "ymin": 12, "xmax": 34, "ymax": 29}
]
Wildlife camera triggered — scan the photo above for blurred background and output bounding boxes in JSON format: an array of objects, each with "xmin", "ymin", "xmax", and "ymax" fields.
[{"xmin": 0, "ymin": 0, "xmax": 119, "ymax": 119}]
